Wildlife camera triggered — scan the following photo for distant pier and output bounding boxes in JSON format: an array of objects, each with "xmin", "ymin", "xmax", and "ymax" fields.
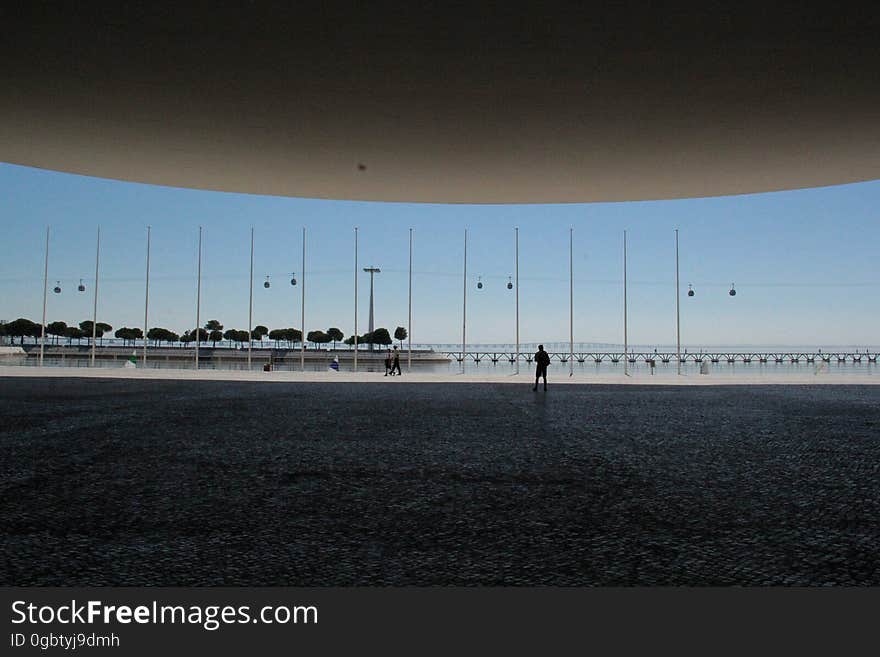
[{"xmin": 6, "ymin": 345, "xmax": 877, "ymax": 367}]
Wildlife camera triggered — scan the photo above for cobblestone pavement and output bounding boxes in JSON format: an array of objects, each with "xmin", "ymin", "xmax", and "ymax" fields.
[{"xmin": 2, "ymin": 378, "xmax": 878, "ymax": 585}]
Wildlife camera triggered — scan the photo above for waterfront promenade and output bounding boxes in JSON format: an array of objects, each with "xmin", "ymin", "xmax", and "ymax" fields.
[{"xmin": 0, "ymin": 365, "xmax": 877, "ymax": 385}]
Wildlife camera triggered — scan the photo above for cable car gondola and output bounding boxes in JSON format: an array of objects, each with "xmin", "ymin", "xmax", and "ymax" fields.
[
  {"xmin": 289, "ymin": 272, "xmax": 297, "ymax": 286},
  {"xmin": 476, "ymin": 275, "xmax": 483, "ymax": 290},
  {"xmin": 53, "ymin": 281, "xmax": 61, "ymax": 294},
  {"xmin": 687, "ymin": 283, "xmax": 694, "ymax": 297},
  {"xmin": 729, "ymin": 283, "xmax": 736, "ymax": 296},
  {"xmin": 507, "ymin": 276, "xmax": 513, "ymax": 290},
  {"xmin": 77, "ymin": 278, "xmax": 86, "ymax": 292},
  {"xmin": 264, "ymin": 275, "xmax": 271, "ymax": 289}
]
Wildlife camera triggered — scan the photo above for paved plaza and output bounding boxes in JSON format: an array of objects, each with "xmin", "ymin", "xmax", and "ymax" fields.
[{"xmin": 2, "ymin": 376, "xmax": 878, "ymax": 585}]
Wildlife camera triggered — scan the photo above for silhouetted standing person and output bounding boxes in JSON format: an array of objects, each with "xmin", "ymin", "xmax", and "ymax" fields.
[
  {"xmin": 392, "ymin": 345, "xmax": 402, "ymax": 375},
  {"xmin": 384, "ymin": 348, "xmax": 393, "ymax": 376},
  {"xmin": 533, "ymin": 344, "xmax": 550, "ymax": 391}
]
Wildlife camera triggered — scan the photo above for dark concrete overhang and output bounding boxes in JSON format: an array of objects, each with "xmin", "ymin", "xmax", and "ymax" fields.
[{"xmin": 2, "ymin": 3, "xmax": 879, "ymax": 203}]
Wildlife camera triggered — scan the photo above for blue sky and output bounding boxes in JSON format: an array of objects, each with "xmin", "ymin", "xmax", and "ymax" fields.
[{"xmin": 1, "ymin": 163, "xmax": 878, "ymax": 347}]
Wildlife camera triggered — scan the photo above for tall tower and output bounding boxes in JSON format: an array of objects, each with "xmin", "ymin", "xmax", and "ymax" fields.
[{"xmin": 363, "ymin": 266, "xmax": 380, "ymax": 351}]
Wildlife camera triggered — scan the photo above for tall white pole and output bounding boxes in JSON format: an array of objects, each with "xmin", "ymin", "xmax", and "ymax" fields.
[
  {"xmin": 195, "ymin": 225, "xmax": 202, "ymax": 370},
  {"xmin": 301, "ymin": 226, "xmax": 306, "ymax": 372},
  {"xmin": 675, "ymin": 228, "xmax": 681, "ymax": 375},
  {"xmin": 623, "ymin": 230, "xmax": 629, "ymax": 376},
  {"xmin": 462, "ymin": 228, "xmax": 467, "ymax": 374},
  {"xmin": 408, "ymin": 227, "xmax": 413, "ymax": 372},
  {"xmin": 569, "ymin": 226, "xmax": 574, "ymax": 377},
  {"xmin": 40, "ymin": 226, "xmax": 49, "ymax": 367},
  {"xmin": 90, "ymin": 226, "xmax": 100, "ymax": 367},
  {"xmin": 367, "ymin": 270, "xmax": 375, "ymax": 349},
  {"xmin": 515, "ymin": 226, "xmax": 519, "ymax": 376},
  {"xmin": 248, "ymin": 227, "xmax": 254, "ymax": 370},
  {"xmin": 354, "ymin": 227, "xmax": 358, "ymax": 372},
  {"xmin": 143, "ymin": 225, "xmax": 151, "ymax": 365}
]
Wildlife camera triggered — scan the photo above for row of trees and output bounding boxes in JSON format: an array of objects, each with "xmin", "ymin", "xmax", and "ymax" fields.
[
  {"xmin": 0, "ymin": 319, "xmax": 114, "ymax": 345},
  {"xmin": 343, "ymin": 327, "xmax": 408, "ymax": 348},
  {"xmin": 2, "ymin": 318, "xmax": 409, "ymax": 349}
]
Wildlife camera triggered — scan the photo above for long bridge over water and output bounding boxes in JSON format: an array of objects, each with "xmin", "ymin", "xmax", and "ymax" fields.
[{"xmin": 435, "ymin": 350, "xmax": 878, "ymax": 365}]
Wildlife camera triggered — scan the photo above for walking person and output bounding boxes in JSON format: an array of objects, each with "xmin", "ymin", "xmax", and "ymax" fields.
[
  {"xmin": 392, "ymin": 345, "xmax": 402, "ymax": 376},
  {"xmin": 533, "ymin": 344, "xmax": 551, "ymax": 391},
  {"xmin": 384, "ymin": 348, "xmax": 393, "ymax": 376}
]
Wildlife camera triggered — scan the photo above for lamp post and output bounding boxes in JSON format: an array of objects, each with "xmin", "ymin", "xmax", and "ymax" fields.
[
  {"xmin": 675, "ymin": 228, "xmax": 681, "ymax": 375},
  {"xmin": 40, "ymin": 226, "xmax": 49, "ymax": 367},
  {"xmin": 195, "ymin": 225, "xmax": 202, "ymax": 370},
  {"xmin": 569, "ymin": 226, "xmax": 574, "ymax": 377},
  {"xmin": 301, "ymin": 226, "xmax": 306, "ymax": 372},
  {"xmin": 623, "ymin": 230, "xmax": 629, "ymax": 376},
  {"xmin": 515, "ymin": 226, "xmax": 519, "ymax": 376},
  {"xmin": 408, "ymin": 228, "xmax": 413, "ymax": 371},
  {"xmin": 248, "ymin": 227, "xmax": 254, "ymax": 370},
  {"xmin": 363, "ymin": 266, "xmax": 381, "ymax": 351},
  {"xmin": 461, "ymin": 228, "xmax": 467, "ymax": 374},
  {"xmin": 143, "ymin": 225, "xmax": 151, "ymax": 366},
  {"xmin": 354, "ymin": 227, "xmax": 358, "ymax": 372},
  {"xmin": 90, "ymin": 226, "xmax": 100, "ymax": 367}
]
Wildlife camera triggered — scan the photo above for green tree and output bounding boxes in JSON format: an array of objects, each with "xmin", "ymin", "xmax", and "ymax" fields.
[
  {"xmin": 47, "ymin": 321, "xmax": 68, "ymax": 345},
  {"xmin": 181, "ymin": 328, "xmax": 207, "ymax": 344},
  {"xmin": 30, "ymin": 321, "xmax": 43, "ymax": 343},
  {"xmin": 344, "ymin": 335, "xmax": 356, "ymax": 346},
  {"xmin": 394, "ymin": 326, "xmax": 408, "ymax": 349},
  {"xmin": 114, "ymin": 327, "xmax": 142, "ymax": 346},
  {"xmin": 268, "ymin": 328, "xmax": 285, "ymax": 347},
  {"xmin": 204, "ymin": 321, "xmax": 223, "ymax": 346},
  {"xmin": 147, "ymin": 327, "xmax": 176, "ymax": 345},
  {"xmin": 253, "ymin": 325, "xmax": 269, "ymax": 344},
  {"xmin": 79, "ymin": 321, "xmax": 112, "ymax": 345},
  {"xmin": 372, "ymin": 327, "xmax": 392, "ymax": 346},
  {"xmin": 283, "ymin": 328, "xmax": 302, "ymax": 347},
  {"xmin": 307, "ymin": 330, "xmax": 330, "ymax": 348},
  {"xmin": 6, "ymin": 318, "xmax": 39, "ymax": 345},
  {"xmin": 223, "ymin": 328, "xmax": 238, "ymax": 345},
  {"xmin": 64, "ymin": 325, "xmax": 84, "ymax": 345},
  {"xmin": 114, "ymin": 327, "xmax": 130, "ymax": 345},
  {"xmin": 326, "ymin": 327, "xmax": 344, "ymax": 349},
  {"xmin": 96, "ymin": 323, "xmax": 112, "ymax": 345}
]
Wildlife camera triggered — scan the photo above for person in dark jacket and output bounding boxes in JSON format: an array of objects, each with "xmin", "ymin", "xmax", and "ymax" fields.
[
  {"xmin": 384, "ymin": 348, "xmax": 393, "ymax": 376},
  {"xmin": 392, "ymin": 346, "xmax": 402, "ymax": 376},
  {"xmin": 533, "ymin": 344, "xmax": 551, "ymax": 391}
]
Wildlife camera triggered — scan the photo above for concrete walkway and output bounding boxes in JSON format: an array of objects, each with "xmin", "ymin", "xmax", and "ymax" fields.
[{"xmin": 0, "ymin": 365, "xmax": 877, "ymax": 385}]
